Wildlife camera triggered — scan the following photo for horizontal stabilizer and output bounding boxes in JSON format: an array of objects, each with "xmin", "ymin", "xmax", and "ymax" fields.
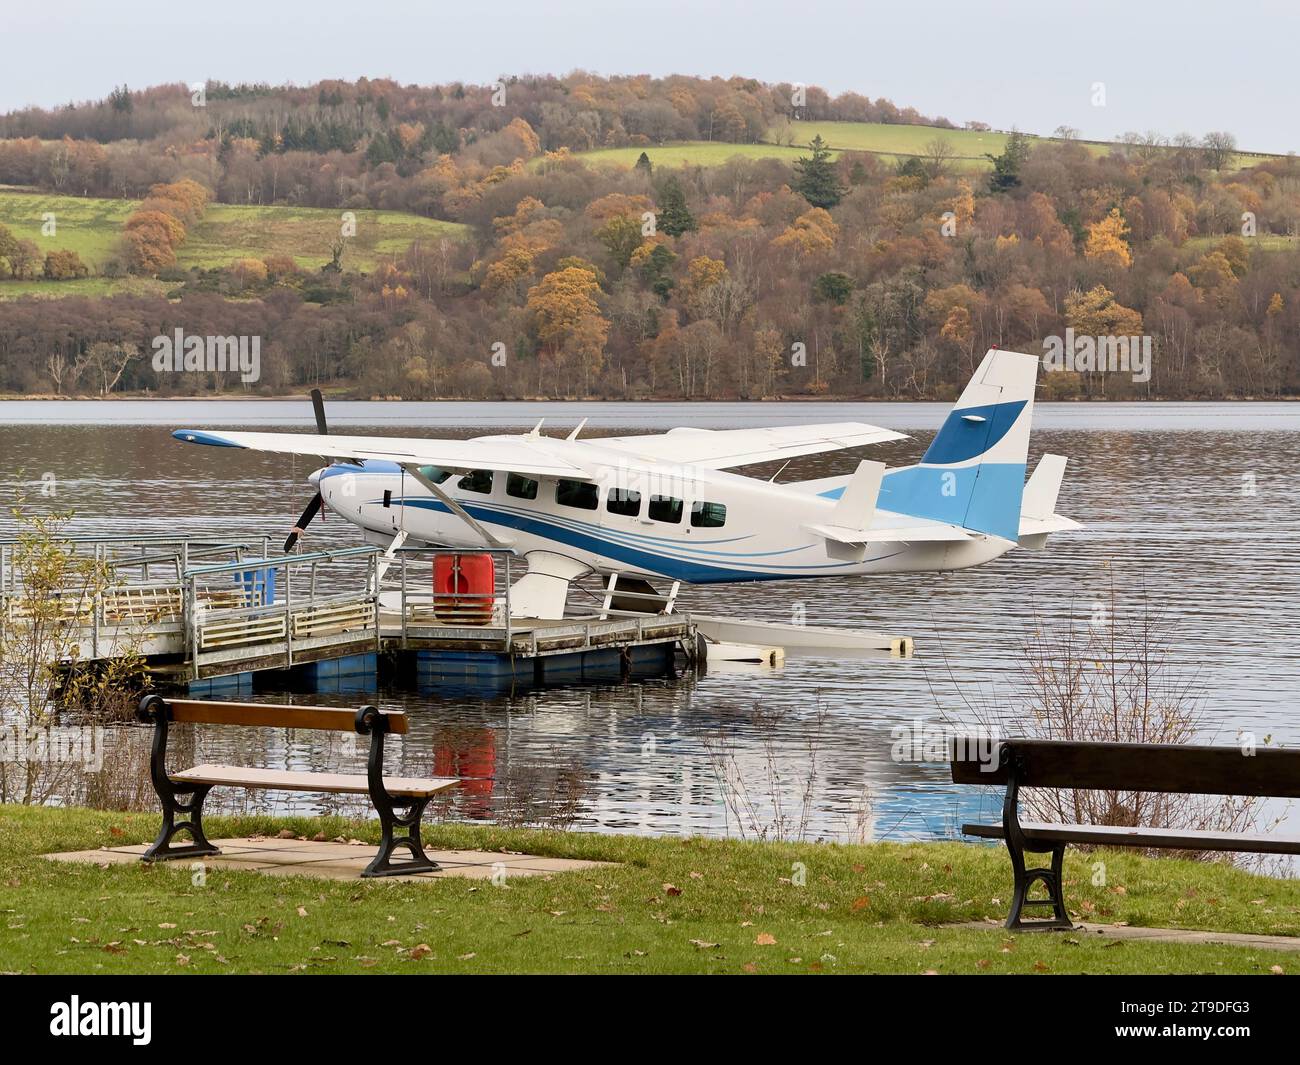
[
  {"xmin": 1017, "ymin": 454, "xmax": 1080, "ymax": 547},
  {"xmin": 807, "ymin": 523, "xmax": 973, "ymax": 545},
  {"xmin": 1018, "ymin": 514, "xmax": 1082, "ymax": 537}
]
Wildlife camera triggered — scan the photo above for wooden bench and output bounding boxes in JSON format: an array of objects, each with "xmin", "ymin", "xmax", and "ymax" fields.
[
  {"xmin": 951, "ymin": 737, "xmax": 1300, "ymax": 931},
  {"xmin": 136, "ymin": 695, "xmax": 459, "ymax": 878}
]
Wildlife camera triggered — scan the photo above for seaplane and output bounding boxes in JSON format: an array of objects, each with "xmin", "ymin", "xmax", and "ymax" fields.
[{"xmin": 173, "ymin": 348, "xmax": 1079, "ymax": 623}]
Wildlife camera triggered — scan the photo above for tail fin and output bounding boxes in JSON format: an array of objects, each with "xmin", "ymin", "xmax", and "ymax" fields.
[{"xmin": 879, "ymin": 349, "xmax": 1038, "ymax": 541}]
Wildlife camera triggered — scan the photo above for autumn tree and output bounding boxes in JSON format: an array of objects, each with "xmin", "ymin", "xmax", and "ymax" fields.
[
  {"xmin": 596, "ymin": 214, "xmax": 645, "ymax": 270},
  {"xmin": 772, "ymin": 207, "xmax": 839, "ymax": 254},
  {"xmin": 526, "ymin": 265, "xmax": 609, "ymax": 392},
  {"xmin": 42, "ymin": 250, "xmax": 89, "ymax": 280},
  {"xmin": 1084, "ymin": 207, "xmax": 1132, "ymax": 268}
]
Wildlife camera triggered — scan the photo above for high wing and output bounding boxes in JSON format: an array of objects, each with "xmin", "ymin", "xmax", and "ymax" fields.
[
  {"xmin": 596, "ymin": 423, "xmax": 907, "ymax": 470},
  {"xmin": 172, "ymin": 429, "xmax": 591, "ymax": 479}
]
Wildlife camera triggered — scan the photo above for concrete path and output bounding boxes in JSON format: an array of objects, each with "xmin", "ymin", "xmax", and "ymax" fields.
[
  {"xmin": 45, "ymin": 836, "xmax": 612, "ymax": 882},
  {"xmin": 954, "ymin": 919, "xmax": 1300, "ymax": 951}
]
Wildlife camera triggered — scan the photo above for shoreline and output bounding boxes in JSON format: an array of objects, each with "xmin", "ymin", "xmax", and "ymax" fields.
[{"xmin": 2, "ymin": 393, "xmax": 1298, "ymax": 404}]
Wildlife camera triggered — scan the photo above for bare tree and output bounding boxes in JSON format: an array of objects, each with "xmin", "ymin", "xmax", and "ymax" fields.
[
  {"xmin": 922, "ymin": 136, "xmax": 956, "ymax": 179},
  {"xmin": 1201, "ymin": 131, "xmax": 1238, "ymax": 170}
]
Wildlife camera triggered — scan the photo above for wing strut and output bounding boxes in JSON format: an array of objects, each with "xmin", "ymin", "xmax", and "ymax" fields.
[{"xmin": 399, "ymin": 463, "xmax": 513, "ymax": 548}]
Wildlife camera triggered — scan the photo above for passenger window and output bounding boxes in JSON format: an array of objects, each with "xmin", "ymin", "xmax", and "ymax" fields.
[
  {"xmin": 691, "ymin": 501, "xmax": 727, "ymax": 528},
  {"xmin": 556, "ymin": 479, "xmax": 598, "ymax": 510},
  {"xmin": 606, "ymin": 488, "xmax": 641, "ymax": 517},
  {"xmin": 506, "ymin": 473, "xmax": 538, "ymax": 500},
  {"xmin": 457, "ymin": 469, "xmax": 493, "ymax": 494},
  {"xmin": 648, "ymin": 495, "xmax": 683, "ymax": 523},
  {"xmin": 416, "ymin": 465, "xmax": 452, "ymax": 484}
]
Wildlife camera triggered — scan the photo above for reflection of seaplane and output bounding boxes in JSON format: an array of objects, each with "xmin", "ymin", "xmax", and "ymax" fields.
[{"xmin": 175, "ymin": 349, "xmax": 1078, "ymax": 621}]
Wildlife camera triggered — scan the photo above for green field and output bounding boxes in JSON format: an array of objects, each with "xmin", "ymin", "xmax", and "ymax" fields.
[
  {"xmin": 771, "ymin": 120, "xmax": 1015, "ymax": 160},
  {"xmin": 0, "ymin": 189, "xmax": 468, "ymax": 295},
  {"xmin": 182, "ymin": 203, "xmax": 466, "ymax": 271},
  {"xmin": 563, "ymin": 142, "xmax": 816, "ymax": 170},
  {"xmin": 2, "ymin": 804, "xmax": 1298, "ymax": 975},
  {"xmin": 572, "ymin": 121, "xmax": 1271, "ymax": 174}
]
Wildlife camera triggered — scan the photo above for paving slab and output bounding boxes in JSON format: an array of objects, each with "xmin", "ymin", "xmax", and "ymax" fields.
[
  {"xmin": 953, "ymin": 919, "xmax": 1300, "ymax": 951},
  {"xmin": 44, "ymin": 836, "xmax": 613, "ymax": 882}
]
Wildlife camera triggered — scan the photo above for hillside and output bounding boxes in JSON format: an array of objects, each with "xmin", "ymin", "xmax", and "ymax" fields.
[
  {"xmin": 0, "ymin": 74, "xmax": 1293, "ymax": 402},
  {"xmin": 0, "ymin": 189, "xmax": 465, "ymax": 297}
]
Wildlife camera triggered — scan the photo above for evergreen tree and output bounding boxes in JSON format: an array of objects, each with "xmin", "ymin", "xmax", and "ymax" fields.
[
  {"xmin": 656, "ymin": 176, "xmax": 696, "ymax": 237},
  {"xmin": 793, "ymin": 135, "xmax": 844, "ymax": 209},
  {"xmin": 986, "ymin": 130, "xmax": 1032, "ymax": 192},
  {"xmin": 634, "ymin": 151, "xmax": 653, "ymax": 176}
]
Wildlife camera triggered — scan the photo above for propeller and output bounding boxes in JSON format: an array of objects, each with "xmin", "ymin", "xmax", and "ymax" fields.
[{"xmin": 283, "ymin": 388, "xmax": 329, "ymax": 553}]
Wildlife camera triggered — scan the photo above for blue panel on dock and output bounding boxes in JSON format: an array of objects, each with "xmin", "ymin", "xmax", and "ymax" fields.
[
  {"xmin": 188, "ymin": 672, "xmax": 254, "ymax": 697},
  {"xmin": 581, "ymin": 648, "xmax": 623, "ymax": 681},
  {"xmin": 303, "ymin": 653, "xmax": 377, "ymax": 680},
  {"xmin": 416, "ymin": 650, "xmax": 522, "ymax": 679},
  {"xmin": 312, "ymin": 674, "xmax": 379, "ymax": 694}
]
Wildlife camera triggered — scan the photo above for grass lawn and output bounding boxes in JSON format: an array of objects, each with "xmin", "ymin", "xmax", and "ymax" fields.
[
  {"xmin": 1, "ymin": 804, "xmax": 1296, "ymax": 975},
  {"xmin": 0, "ymin": 190, "xmax": 469, "ymax": 299}
]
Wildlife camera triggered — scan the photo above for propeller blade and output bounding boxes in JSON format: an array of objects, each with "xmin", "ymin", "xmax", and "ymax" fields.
[
  {"xmin": 283, "ymin": 493, "xmax": 323, "ymax": 553},
  {"xmin": 310, "ymin": 388, "xmax": 329, "ymax": 435}
]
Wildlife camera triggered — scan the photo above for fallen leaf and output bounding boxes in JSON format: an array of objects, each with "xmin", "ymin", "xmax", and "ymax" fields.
[
  {"xmin": 851, "ymin": 896, "xmax": 871, "ymax": 911},
  {"xmin": 458, "ymin": 952, "xmax": 477, "ymax": 961},
  {"xmin": 409, "ymin": 944, "xmax": 431, "ymax": 961},
  {"xmin": 276, "ymin": 829, "xmax": 296, "ymax": 839},
  {"xmin": 754, "ymin": 932, "xmax": 776, "ymax": 946},
  {"xmin": 689, "ymin": 939, "xmax": 719, "ymax": 950},
  {"xmin": 663, "ymin": 884, "xmax": 682, "ymax": 896}
]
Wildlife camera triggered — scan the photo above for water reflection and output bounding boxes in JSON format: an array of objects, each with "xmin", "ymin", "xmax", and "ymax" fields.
[{"xmin": 2, "ymin": 402, "xmax": 1298, "ymax": 841}]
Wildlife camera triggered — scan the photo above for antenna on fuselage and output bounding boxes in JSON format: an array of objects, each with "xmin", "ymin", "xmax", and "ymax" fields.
[
  {"xmin": 566, "ymin": 418, "xmax": 588, "ymax": 441},
  {"xmin": 528, "ymin": 418, "xmax": 545, "ymax": 438}
]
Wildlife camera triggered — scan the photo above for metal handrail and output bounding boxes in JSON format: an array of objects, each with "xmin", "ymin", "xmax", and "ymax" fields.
[{"xmin": 185, "ymin": 545, "xmax": 380, "ymax": 577}]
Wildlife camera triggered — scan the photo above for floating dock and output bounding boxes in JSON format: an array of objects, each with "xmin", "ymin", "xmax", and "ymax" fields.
[{"xmin": 0, "ymin": 536, "xmax": 695, "ymax": 695}]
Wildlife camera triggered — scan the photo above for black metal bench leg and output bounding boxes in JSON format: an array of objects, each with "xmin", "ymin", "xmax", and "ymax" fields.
[
  {"xmin": 1006, "ymin": 842, "xmax": 1072, "ymax": 931},
  {"xmin": 363, "ymin": 797, "xmax": 440, "ymax": 878},
  {"xmin": 142, "ymin": 784, "xmax": 221, "ymax": 863}
]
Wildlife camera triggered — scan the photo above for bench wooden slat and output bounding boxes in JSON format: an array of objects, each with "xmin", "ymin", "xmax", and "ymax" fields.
[
  {"xmin": 171, "ymin": 763, "xmax": 457, "ymax": 798},
  {"xmin": 165, "ymin": 699, "xmax": 408, "ymax": 734},
  {"xmin": 963, "ymin": 821, "xmax": 1300, "ymax": 856},
  {"xmin": 951, "ymin": 738, "xmax": 1300, "ymax": 798}
]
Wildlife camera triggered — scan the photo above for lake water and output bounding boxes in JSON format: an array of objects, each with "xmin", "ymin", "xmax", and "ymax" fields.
[{"xmin": 2, "ymin": 400, "xmax": 1298, "ymax": 842}]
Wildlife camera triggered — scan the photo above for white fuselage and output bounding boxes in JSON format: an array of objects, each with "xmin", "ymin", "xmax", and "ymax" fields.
[{"xmin": 315, "ymin": 435, "xmax": 1011, "ymax": 585}]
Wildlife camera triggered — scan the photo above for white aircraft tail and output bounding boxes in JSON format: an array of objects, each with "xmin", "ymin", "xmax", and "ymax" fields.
[
  {"xmin": 879, "ymin": 349, "xmax": 1039, "ymax": 542},
  {"xmin": 1018, "ymin": 453, "xmax": 1081, "ymax": 549}
]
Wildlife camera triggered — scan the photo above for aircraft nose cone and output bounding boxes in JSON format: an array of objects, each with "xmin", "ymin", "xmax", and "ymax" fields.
[{"xmin": 307, "ymin": 467, "xmax": 325, "ymax": 488}]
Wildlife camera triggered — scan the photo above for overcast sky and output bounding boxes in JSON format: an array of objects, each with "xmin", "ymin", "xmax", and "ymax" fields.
[{"xmin": 3, "ymin": 0, "xmax": 1294, "ymax": 154}]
